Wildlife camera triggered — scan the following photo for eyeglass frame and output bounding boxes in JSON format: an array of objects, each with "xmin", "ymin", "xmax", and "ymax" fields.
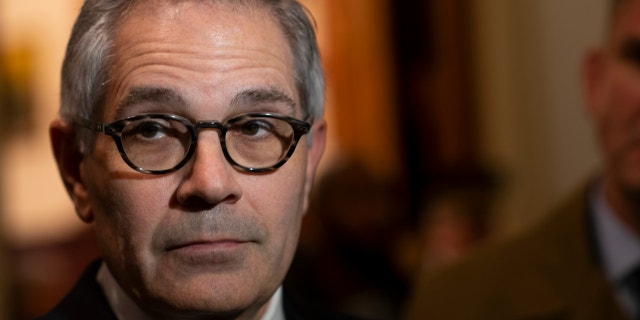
[{"xmin": 75, "ymin": 112, "xmax": 312, "ymax": 175}]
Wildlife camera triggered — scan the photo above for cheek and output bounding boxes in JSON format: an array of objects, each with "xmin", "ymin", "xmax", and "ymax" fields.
[
  {"xmin": 611, "ymin": 72, "xmax": 640, "ymax": 112},
  {"xmin": 245, "ymin": 173, "xmax": 305, "ymax": 224},
  {"xmin": 242, "ymin": 159, "xmax": 308, "ymax": 239},
  {"xmin": 598, "ymin": 70, "xmax": 640, "ymax": 142},
  {"xmin": 88, "ymin": 168, "xmax": 174, "ymax": 258}
]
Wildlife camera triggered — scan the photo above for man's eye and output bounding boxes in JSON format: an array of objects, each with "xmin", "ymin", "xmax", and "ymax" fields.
[
  {"xmin": 238, "ymin": 120, "xmax": 273, "ymax": 136},
  {"xmin": 131, "ymin": 121, "xmax": 168, "ymax": 139},
  {"xmin": 621, "ymin": 40, "xmax": 640, "ymax": 67}
]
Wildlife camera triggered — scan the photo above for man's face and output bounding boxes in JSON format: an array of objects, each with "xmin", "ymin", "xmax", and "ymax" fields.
[
  {"xmin": 71, "ymin": 2, "xmax": 324, "ymax": 318},
  {"xmin": 586, "ymin": 0, "xmax": 640, "ymax": 198}
]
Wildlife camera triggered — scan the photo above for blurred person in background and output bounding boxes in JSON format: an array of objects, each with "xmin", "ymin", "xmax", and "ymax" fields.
[
  {"xmin": 35, "ymin": 0, "xmax": 362, "ymax": 319},
  {"xmin": 404, "ymin": 0, "xmax": 640, "ymax": 319},
  {"xmin": 286, "ymin": 160, "xmax": 412, "ymax": 320}
]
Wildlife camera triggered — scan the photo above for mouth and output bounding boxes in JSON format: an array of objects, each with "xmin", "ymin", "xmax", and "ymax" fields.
[
  {"xmin": 166, "ymin": 238, "xmax": 251, "ymax": 252},
  {"xmin": 163, "ymin": 238, "xmax": 254, "ymax": 268}
]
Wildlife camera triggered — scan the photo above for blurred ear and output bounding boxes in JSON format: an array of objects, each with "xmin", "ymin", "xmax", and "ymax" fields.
[
  {"xmin": 583, "ymin": 48, "xmax": 606, "ymax": 119},
  {"xmin": 50, "ymin": 118, "xmax": 94, "ymax": 223},
  {"xmin": 302, "ymin": 118, "xmax": 326, "ymax": 214}
]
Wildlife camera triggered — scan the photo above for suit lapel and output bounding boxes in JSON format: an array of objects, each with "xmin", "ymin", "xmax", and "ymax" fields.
[
  {"xmin": 516, "ymin": 182, "xmax": 628, "ymax": 319},
  {"xmin": 39, "ymin": 260, "xmax": 117, "ymax": 320}
]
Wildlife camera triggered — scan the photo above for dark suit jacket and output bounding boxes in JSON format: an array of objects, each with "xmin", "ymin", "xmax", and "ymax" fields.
[
  {"xmin": 403, "ymin": 183, "xmax": 630, "ymax": 320},
  {"xmin": 37, "ymin": 260, "xmax": 359, "ymax": 320}
]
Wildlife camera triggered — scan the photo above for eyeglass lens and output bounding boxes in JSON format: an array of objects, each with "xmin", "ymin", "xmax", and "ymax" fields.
[{"xmin": 118, "ymin": 115, "xmax": 296, "ymax": 172}]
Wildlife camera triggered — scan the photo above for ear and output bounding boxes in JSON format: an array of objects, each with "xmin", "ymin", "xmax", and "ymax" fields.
[
  {"xmin": 301, "ymin": 118, "xmax": 327, "ymax": 213},
  {"xmin": 50, "ymin": 118, "xmax": 94, "ymax": 223},
  {"xmin": 583, "ymin": 48, "xmax": 607, "ymax": 120}
]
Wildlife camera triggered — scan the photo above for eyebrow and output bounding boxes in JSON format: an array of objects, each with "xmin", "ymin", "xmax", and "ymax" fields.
[
  {"xmin": 115, "ymin": 87, "xmax": 188, "ymax": 119},
  {"xmin": 113, "ymin": 86, "xmax": 297, "ymax": 120},
  {"xmin": 230, "ymin": 88, "xmax": 297, "ymax": 115}
]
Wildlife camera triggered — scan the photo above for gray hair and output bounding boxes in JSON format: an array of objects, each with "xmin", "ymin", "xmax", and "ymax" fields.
[{"xmin": 60, "ymin": 0, "xmax": 324, "ymax": 150}]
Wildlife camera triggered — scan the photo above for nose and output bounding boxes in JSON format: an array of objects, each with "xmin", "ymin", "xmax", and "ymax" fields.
[{"xmin": 175, "ymin": 131, "xmax": 242, "ymax": 207}]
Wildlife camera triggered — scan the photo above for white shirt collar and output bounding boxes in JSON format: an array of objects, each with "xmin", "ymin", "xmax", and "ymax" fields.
[
  {"xmin": 96, "ymin": 262, "xmax": 286, "ymax": 320},
  {"xmin": 591, "ymin": 182, "xmax": 640, "ymax": 317},
  {"xmin": 260, "ymin": 285, "xmax": 285, "ymax": 320}
]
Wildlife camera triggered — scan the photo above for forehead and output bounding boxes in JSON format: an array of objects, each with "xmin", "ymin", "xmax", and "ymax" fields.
[
  {"xmin": 611, "ymin": 0, "xmax": 640, "ymax": 42},
  {"xmin": 112, "ymin": 0, "xmax": 293, "ymax": 71},
  {"xmin": 119, "ymin": 0, "xmax": 273, "ymax": 35},
  {"xmin": 105, "ymin": 0, "xmax": 297, "ymax": 117}
]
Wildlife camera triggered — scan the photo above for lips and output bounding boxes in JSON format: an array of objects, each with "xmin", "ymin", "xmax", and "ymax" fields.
[
  {"xmin": 152, "ymin": 212, "xmax": 268, "ymax": 261},
  {"xmin": 166, "ymin": 238, "xmax": 251, "ymax": 252},
  {"xmin": 161, "ymin": 237, "xmax": 256, "ymax": 269}
]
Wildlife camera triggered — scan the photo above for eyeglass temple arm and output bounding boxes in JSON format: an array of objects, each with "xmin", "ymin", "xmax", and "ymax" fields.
[{"xmin": 74, "ymin": 117, "xmax": 105, "ymax": 132}]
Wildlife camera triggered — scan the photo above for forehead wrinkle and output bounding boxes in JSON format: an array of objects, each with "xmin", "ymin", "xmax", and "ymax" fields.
[
  {"xmin": 116, "ymin": 1, "xmax": 290, "ymax": 59},
  {"xmin": 114, "ymin": 86, "xmax": 188, "ymax": 119}
]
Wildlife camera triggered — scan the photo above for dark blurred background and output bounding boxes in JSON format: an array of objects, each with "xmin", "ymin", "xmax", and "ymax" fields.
[{"xmin": 0, "ymin": 0, "xmax": 607, "ymax": 319}]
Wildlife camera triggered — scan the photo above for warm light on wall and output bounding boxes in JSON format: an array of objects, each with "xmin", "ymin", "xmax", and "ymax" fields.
[
  {"xmin": 0, "ymin": 0, "xmax": 84, "ymax": 246},
  {"xmin": 301, "ymin": 0, "xmax": 400, "ymax": 181}
]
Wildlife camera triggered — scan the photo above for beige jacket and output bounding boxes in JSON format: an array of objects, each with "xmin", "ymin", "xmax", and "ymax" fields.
[{"xmin": 404, "ymin": 183, "xmax": 628, "ymax": 320}]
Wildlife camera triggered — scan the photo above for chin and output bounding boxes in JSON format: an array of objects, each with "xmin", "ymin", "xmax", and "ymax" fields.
[
  {"xmin": 145, "ymin": 272, "xmax": 273, "ymax": 316},
  {"xmin": 144, "ymin": 288, "xmax": 264, "ymax": 319}
]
